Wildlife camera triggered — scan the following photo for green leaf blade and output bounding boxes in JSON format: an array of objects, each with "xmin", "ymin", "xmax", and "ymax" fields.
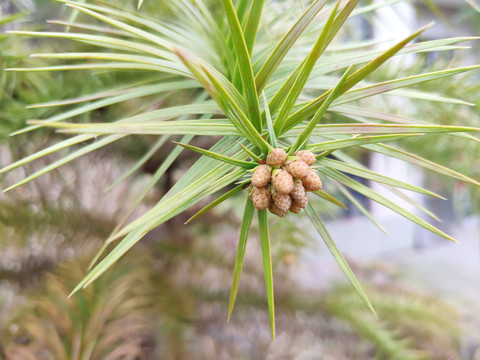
[
  {"xmin": 320, "ymin": 167, "xmax": 458, "ymax": 242},
  {"xmin": 312, "ymin": 189, "xmax": 348, "ymax": 209},
  {"xmin": 255, "ymin": 0, "xmax": 328, "ymax": 92},
  {"xmin": 258, "ymin": 209, "xmax": 275, "ymax": 340},
  {"xmin": 335, "ymin": 183, "xmax": 387, "ymax": 234},
  {"xmin": 72, "ymin": 163, "xmax": 248, "ymax": 295},
  {"xmin": 186, "ymin": 184, "xmax": 244, "ymax": 224},
  {"xmin": 284, "ymin": 23, "xmax": 433, "ymax": 132},
  {"xmin": 228, "ymin": 199, "xmax": 255, "ymax": 320},
  {"xmin": 201, "ymin": 66, "xmax": 271, "ymax": 153},
  {"xmin": 222, "ymin": 0, "xmax": 262, "ymax": 131},
  {"xmin": 4, "ymin": 135, "xmax": 123, "ymax": 192},
  {"xmin": 291, "ymin": 63, "xmax": 353, "ymax": 153},
  {"xmin": 318, "ymin": 157, "xmax": 444, "ymax": 199},
  {"xmin": 305, "ymin": 204, "xmax": 376, "ymax": 316},
  {"xmin": 307, "ymin": 134, "xmax": 420, "ymax": 153},
  {"xmin": 243, "ymin": 0, "xmax": 264, "ymax": 55},
  {"xmin": 174, "ymin": 142, "xmax": 257, "ymax": 168},
  {"xmin": 273, "ymin": 0, "xmax": 341, "ymax": 134},
  {"xmin": 364, "ymin": 144, "xmax": 480, "ymax": 187},
  {"xmin": 262, "ymin": 91, "xmax": 277, "ymax": 148},
  {"xmin": 106, "ymin": 135, "xmax": 170, "ymax": 192}
]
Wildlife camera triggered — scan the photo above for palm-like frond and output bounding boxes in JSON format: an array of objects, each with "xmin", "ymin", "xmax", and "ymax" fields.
[
  {"xmin": 4, "ymin": 0, "xmax": 479, "ymax": 337},
  {"xmin": 16, "ymin": 253, "xmax": 152, "ymax": 360}
]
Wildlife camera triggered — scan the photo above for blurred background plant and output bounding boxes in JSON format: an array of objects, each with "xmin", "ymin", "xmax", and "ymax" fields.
[{"xmin": 1, "ymin": 0, "xmax": 479, "ymax": 359}]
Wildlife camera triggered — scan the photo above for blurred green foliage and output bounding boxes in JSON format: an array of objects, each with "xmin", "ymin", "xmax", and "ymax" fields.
[{"xmin": 0, "ymin": 0, "xmax": 478, "ymax": 358}]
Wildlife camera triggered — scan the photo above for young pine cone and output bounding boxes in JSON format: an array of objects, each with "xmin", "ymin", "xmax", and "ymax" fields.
[
  {"xmin": 269, "ymin": 192, "xmax": 292, "ymax": 218},
  {"xmin": 272, "ymin": 192, "xmax": 292, "ymax": 213},
  {"xmin": 266, "ymin": 148, "xmax": 287, "ymax": 167},
  {"xmin": 271, "ymin": 169, "xmax": 294, "ymax": 194},
  {"xmin": 249, "ymin": 186, "xmax": 271, "ymax": 210},
  {"xmin": 285, "ymin": 159, "xmax": 309, "ymax": 179},
  {"xmin": 290, "ymin": 180, "xmax": 306, "ymax": 201},
  {"xmin": 289, "ymin": 203, "xmax": 303, "ymax": 214},
  {"xmin": 292, "ymin": 193, "xmax": 308, "ymax": 209},
  {"xmin": 301, "ymin": 170, "xmax": 323, "ymax": 191},
  {"xmin": 269, "ymin": 203, "xmax": 288, "ymax": 217},
  {"xmin": 251, "ymin": 164, "xmax": 271, "ymax": 188},
  {"xmin": 291, "ymin": 179, "xmax": 308, "ymax": 208},
  {"xmin": 295, "ymin": 150, "xmax": 317, "ymax": 166}
]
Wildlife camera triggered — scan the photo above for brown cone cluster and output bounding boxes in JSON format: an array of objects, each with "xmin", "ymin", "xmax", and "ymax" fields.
[{"xmin": 249, "ymin": 148, "xmax": 322, "ymax": 217}]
